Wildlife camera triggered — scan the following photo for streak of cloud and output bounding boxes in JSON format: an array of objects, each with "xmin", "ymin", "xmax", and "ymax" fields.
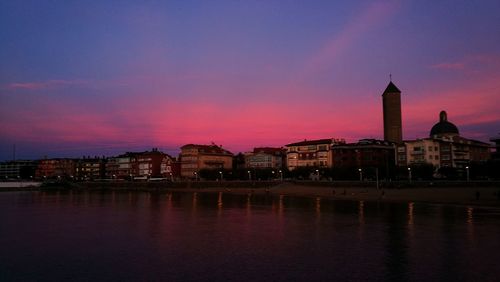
[{"xmin": 303, "ymin": 1, "xmax": 400, "ymax": 76}]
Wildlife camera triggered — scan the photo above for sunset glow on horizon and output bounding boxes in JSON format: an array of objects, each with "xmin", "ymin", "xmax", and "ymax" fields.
[{"xmin": 1, "ymin": 1, "xmax": 500, "ymax": 160}]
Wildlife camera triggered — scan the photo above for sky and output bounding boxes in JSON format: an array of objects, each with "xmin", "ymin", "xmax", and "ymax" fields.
[{"xmin": 1, "ymin": 0, "xmax": 500, "ymax": 160}]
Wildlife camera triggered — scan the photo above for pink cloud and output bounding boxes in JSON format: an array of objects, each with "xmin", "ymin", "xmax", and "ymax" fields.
[
  {"xmin": 430, "ymin": 62, "xmax": 465, "ymax": 70},
  {"xmin": 402, "ymin": 73, "xmax": 500, "ymax": 141},
  {"xmin": 2, "ymin": 52, "xmax": 498, "ymax": 156},
  {"xmin": 430, "ymin": 54, "xmax": 500, "ymax": 72},
  {"xmin": 7, "ymin": 79, "xmax": 88, "ymax": 90},
  {"xmin": 304, "ymin": 1, "xmax": 400, "ymax": 75}
]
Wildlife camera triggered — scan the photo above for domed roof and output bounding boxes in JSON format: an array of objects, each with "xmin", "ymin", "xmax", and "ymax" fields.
[{"xmin": 430, "ymin": 111, "xmax": 459, "ymax": 137}]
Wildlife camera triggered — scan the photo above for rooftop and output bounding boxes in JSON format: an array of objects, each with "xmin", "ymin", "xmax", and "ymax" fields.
[
  {"xmin": 430, "ymin": 111, "xmax": 459, "ymax": 137},
  {"xmin": 382, "ymin": 81, "xmax": 401, "ymax": 94},
  {"xmin": 181, "ymin": 144, "xmax": 233, "ymax": 155},
  {"xmin": 286, "ymin": 138, "xmax": 345, "ymax": 147}
]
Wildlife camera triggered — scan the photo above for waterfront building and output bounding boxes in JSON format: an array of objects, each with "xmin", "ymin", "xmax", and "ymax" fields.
[
  {"xmin": 105, "ymin": 149, "xmax": 171, "ymax": 179},
  {"xmin": 332, "ymin": 139, "xmax": 396, "ymax": 170},
  {"xmin": 491, "ymin": 135, "xmax": 500, "ymax": 160},
  {"xmin": 396, "ymin": 138, "xmax": 441, "ymax": 168},
  {"xmin": 0, "ymin": 160, "xmax": 38, "ymax": 179},
  {"xmin": 397, "ymin": 111, "xmax": 490, "ymax": 171},
  {"xmin": 285, "ymin": 138, "xmax": 345, "ymax": 170},
  {"xmin": 382, "ymin": 81, "xmax": 403, "ymax": 143},
  {"xmin": 180, "ymin": 144, "xmax": 233, "ymax": 178},
  {"xmin": 135, "ymin": 148, "xmax": 167, "ymax": 178},
  {"xmin": 105, "ymin": 152, "xmax": 137, "ymax": 179},
  {"xmin": 35, "ymin": 158, "xmax": 76, "ymax": 179},
  {"xmin": 75, "ymin": 157, "xmax": 106, "ymax": 180},
  {"xmin": 160, "ymin": 155, "xmax": 176, "ymax": 179},
  {"xmin": 244, "ymin": 147, "xmax": 286, "ymax": 169}
]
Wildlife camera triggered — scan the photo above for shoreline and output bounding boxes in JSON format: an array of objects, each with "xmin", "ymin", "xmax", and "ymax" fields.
[
  {"xmin": 2, "ymin": 182, "xmax": 500, "ymax": 208},
  {"xmin": 165, "ymin": 184, "xmax": 500, "ymax": 208}
]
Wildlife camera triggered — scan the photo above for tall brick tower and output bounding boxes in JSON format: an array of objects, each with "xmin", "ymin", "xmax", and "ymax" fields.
[{"xmin": 382, "ymin": 81, "xmax": 402, "ymax": 143}]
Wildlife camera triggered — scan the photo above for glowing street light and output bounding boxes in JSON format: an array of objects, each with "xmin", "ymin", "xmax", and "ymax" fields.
[
  {"xmin": 316, "ymin": 169, "xmax": 320, "ymax": 181},
  {"xmin": 247, "ymin": 170, "xmax": 251, "ymax": 181},
  {"xmin": 279, "ymin": 170, "xmax": 283, "ymax": 182},
  {"xmin": 358, "ymin": 168, "xmax": 363, "ymax": 182},
  {"xmin": 219, "ymin": 171, "xmax": 223, "ymax": 181},
  {"xmin": 465, "ymin": 166, "xmax": 470, "ymax": 182},
  {"xmin": 194, "ymin": 171, "xmax": 198, "ymax": 181},
  {"xmin": 408, "ymin": 167, "xmax": 412, "ymax": 183}
]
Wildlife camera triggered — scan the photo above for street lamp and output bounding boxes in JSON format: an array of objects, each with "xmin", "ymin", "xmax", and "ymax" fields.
[
  {"xmin": 316, "ymin": 169, "xmax": 319, "ymax": 181},
  {"xmin": 465, "ymin": 166, "xmax": 470, "ymax": 182},
  {"xmin": 279, "ymin": 170, "xmax": 283, "ymax": 182},
  {"xmin": 358, "ymin": 168, "xmax": 363, "ymax": 182},
  {"xmin": 194, "ymin": 171, "xmax": 198, "ymax": 181},
  {"xmin": 272, "ymin": 170, "xmax": 275, "ymax": 180},
  {"xmin": 247, "ymin": 170, "xmax": 251, "ymax": 181},
  {"xmin": 169, "ymin": 172, "xmax": 173, "ymax": 182},
  {"xmin": 219, "ymin": 171, "xmax": 223, "ymax": 181},
  {"xmin": 408, "ymin": 167, "xmax": 412, "ymax": 183}
]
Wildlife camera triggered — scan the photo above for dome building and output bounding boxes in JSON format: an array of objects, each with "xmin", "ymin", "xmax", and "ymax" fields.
[{"xmin": 430, "ymin": 111, "xmax": 459, "ymax": 137}]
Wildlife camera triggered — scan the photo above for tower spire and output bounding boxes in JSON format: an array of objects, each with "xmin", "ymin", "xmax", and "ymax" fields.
[{"xmin": 389, "ymin": 73, "xmax": 392, "ymax": 82}]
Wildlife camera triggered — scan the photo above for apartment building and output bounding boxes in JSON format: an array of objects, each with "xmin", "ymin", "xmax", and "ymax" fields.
[
  {"xmin": 285, "ymin": 138, "xmax": 345, "ymax": 170},
  {"xmin": 332, "ymin": 139, "xmax": 395, "ymax": 169},
  {"xmin": 180, "ymin": 144, "xmax": 233, "ymax": 178},
  {"xmin": 397, "ymin": 111, "xmax": 490, "ymax": 170},
  {"xmin": 244, "ymin": 147, "xmax": 285, "ymax": 169}
]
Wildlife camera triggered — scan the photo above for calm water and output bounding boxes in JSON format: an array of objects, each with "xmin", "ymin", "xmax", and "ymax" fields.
[{"xmin": 1, "ymin": 191, "xmax": 499, "ymax": 281}]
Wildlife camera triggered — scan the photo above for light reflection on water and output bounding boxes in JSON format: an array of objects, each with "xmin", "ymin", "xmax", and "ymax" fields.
[{"xmin": 0, "ymin": 191, "xmax": 500, "ymax": 281}]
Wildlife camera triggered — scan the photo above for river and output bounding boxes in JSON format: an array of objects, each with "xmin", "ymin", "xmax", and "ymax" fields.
[{"xmin": 1, "ymin": 191, "xmax": 499, "ymax": 281}]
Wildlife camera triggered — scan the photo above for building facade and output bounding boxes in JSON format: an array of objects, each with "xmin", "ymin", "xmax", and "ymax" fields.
[
  {"xmin": 180, "ymin": 144, "xmax": 233, "ymax": 178},
  {"xmin": 76, "ymin": 157, "xmax": 106, "ymax": 180},
  {"xmin": 332, "ymin": 139, "xmax": 396, "ymax": 169},
  {"xmin": 244, "ymin": 147, "xmax": 285, "ymax": 169},
  {"xmin": 285, "ymin": 138, "xmax": 345, "ymax": 170},
  {"xmin": 0, "ymin": 160, "xmax": 38, "ymax": 179},
  {"xmin": 105, "ymin": 149, "xmax": 172, "ymax": 179},
  {"xmin": 35, "ymin": 158, "xmax": 76, "ymax": 179},
  {"xmin": 105, "ymin": 153, "xmax": 137, "ymax": 179},
  {"xmin": 135, "ymin": 148, "xmax": 167, "ymax": 178},
  {"xmin": 160, "ymin": 155, "xmax": 177, "ymax": 179},
  {"xmin": 491, "ymin": 135, "xmax": 500, "ymax": 160},
  {"xmin": 397, "ymin": 111, "xmax": 490, "ymax": 171},
  {"xmin": 397, "ymin": 138, "xmax": 441, "ymax": 168}
]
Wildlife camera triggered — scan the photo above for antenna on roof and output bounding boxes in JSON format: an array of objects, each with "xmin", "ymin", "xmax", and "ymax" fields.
[{"xmin": 389, "ymin": 73, "xmax": 392, "ymax": 82}]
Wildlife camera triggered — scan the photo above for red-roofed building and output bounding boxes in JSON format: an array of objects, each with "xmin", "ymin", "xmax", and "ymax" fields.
[
  {"xmin": 332, "ymin": 139, "xmax": 396, "ymax": 169},
  {"xmin": 105, "ymin": 148, "xmax": 171, "ymax": 179},
  {"xmin": 285, "ymin": 138, "xmax": 345, "ymax": 170}
]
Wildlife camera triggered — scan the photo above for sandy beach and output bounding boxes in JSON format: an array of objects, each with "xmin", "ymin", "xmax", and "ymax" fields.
[
  {"xmin": 2, "ymin": 181, "xmax": 500, "ymax": 207},
  {"xmin": 165, "ymin": 183, "xmax": 500, "ymax": 207}
]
